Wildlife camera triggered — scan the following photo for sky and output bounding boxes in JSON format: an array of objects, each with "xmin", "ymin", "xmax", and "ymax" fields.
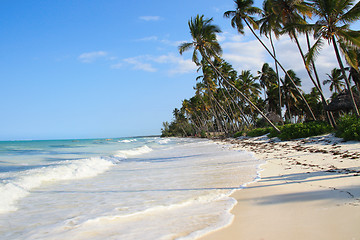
[{"xmin": 0, "ymin": 0, "xmax": 359, "ymax": 140}]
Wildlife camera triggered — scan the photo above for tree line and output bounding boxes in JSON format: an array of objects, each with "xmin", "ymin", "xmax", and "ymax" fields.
[{"xmin": 161, "ymin": 0, "xmax": 360, "ymax": 138}]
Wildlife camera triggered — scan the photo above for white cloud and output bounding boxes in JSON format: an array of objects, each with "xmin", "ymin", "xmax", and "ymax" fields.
[
  {"xmin": 78, "ymin": 51, "xmax": 108, "ymax": 63},
  {"xmin": 222, "ymin": 39, "xmax": 267, "ymax": 74},
  {"xmin": 124, "ymin": 56, "xmax": 157, "ymax": 72},
  {"xmin": 112, "ymin": 53, "xmax": 196, "ymax": 75},
  {"xmin": 110, "ymin": 62, "xmax": 123, "ymax": 69},
  {"xmin": 135, "ymin": 35, "xmax": 185, "ymax": 47},
  {"xmin": 218, "ymin": 31, "xmax": 340, "ymax": 96},
  {"xmin": 151, "ymin": 53, "xmax": 197, "ymax": 75},
  {"xmin": 136, "ymin": 36, "xmax": 158, "ymax": 42},
  {"xmin": 216, "ymin": 33, "xmax": 226, "ymax": 43},
  {"xmin": 139, "ymin": 16, "xmax": 161, "ymax": 21},
  {"xmin": 273, "ymin": 35, "xmax": 338, "ymax": 94}
]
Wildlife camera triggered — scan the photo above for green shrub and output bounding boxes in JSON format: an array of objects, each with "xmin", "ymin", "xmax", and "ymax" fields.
[
  {"xmin": 268, "ymin": 125, "xmax": 284, "ymax": 138},
  {"xmin": 233, "ymin": 131, "xmax": 245, "ymax": 138},
  {"xmin": 246, "ymin": 127, "xmax": 272, "ymax": 137},
  {"xmin": 234, "ymin": 121, "xmax": 333, "ymax": 140},
  {"xmin": 336, "ymin": 115, "xmax": 360, "ymax": 141},
  {"xmin": 200, "ymin": 130, "xmax": 207, "ymax": 138},
  {"xmin": 273, "ymin": 121, "xmax": 332, "ymax": 140}
]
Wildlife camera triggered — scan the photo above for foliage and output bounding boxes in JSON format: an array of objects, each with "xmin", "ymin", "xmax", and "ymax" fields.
[
  {"xmin": 268, "ymin": 121, "xmax": 332, "ymax": 140},
  {"xmin": 246, "ymin": 127, "xmax": 272, "ymax": 137},
  {"xmin": 335, "ymin": 115, "xmax": 360, "ymax": 141},
  {"xmin": 233, "ymin": 131, "xmax": 245, "ymax": 138},
  {"xmin": 162, "ymin": 0, "xmax": 360, "ymax": 138}
]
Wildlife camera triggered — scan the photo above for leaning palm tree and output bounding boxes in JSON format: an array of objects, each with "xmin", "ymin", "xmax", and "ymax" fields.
[
  {"xmin": 258, "ymin": 0, "xmax": 283, "ymax": 119},
  {"xmin": 271, "ymin": 0, "xmax": 337, "ymax": 126},
  {"xmin": 323, "ymin": 68, "xmax": 346, "ymax": 94},
  {"xmin": 306, "ymin": 0, "xmax": 360, "ymax": 116},
  {"xmin": 179, "ymin": 14, "xmax": 280, "ymax": 133},
  {"xmin": 224, "ymin": 0, "xmax": 317, "ymax": 121}
]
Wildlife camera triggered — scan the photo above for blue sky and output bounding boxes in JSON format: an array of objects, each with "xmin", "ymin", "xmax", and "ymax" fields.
[{"xmin": 0, "ymin": 0, "xmax": 359, "ymax": 140}]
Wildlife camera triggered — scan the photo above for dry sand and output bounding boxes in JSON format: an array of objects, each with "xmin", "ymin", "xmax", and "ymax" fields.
[{"xmin": 199, "ymin": 134, "xmax": 360, "ymax": 240}]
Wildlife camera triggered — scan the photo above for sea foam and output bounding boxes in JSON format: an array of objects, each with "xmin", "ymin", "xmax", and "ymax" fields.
[
  {"xmin": 0, "ymin": 157, "xmax": 114, "ymax": 213},
  {"xmin": 118, "ymin": 139, "xmax": 137, "ymax": 143},
  {"xmin": 114, "ymin": 145, "xmax": 153, "ymax": 158}
]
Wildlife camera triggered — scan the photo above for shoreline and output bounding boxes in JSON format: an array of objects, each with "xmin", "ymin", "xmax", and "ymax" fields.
[{"xmin": 199, "ymin": 134, "xmax": 360, "ymax": 240}]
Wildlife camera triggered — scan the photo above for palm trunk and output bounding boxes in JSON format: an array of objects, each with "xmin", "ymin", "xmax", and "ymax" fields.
[
  {"xmin": 243, "ymin": 19, "xmax": 316, "ymax": 121},
  {"xmin": 332, "ymin": 35, "xmax": 360, "ymax": 116},
  {"xmin": 204, "ymin": 80, "xmax": 230, "ymax": 134},
  {"xmin": 201, "ymin": 91, "xmax": 223, "ymax": 133},
  {"xmin": 198, "ymin": 95, "xmax": 217, "ymax": 132},
  {"xmin": 217, "ymin": 75, "xmax": 251, "ymax": 127},
  {"xmin": 305, "ymin": 32, "xmax": 337, "ymax": 127},
  {"xmin": 293, "ymin": 33, "xmax": 336, "ymax": 127},
  {"xmin": 269, "ymin": 32, "xmax": 282, "ymax": 120},
  {"xmin": 204, "ymin": 55, "xmax": 281, "ymax": 133},
  {"xmin": 208, "ymin": 92, "xmax": 225, "ymax": 133},
  {"xmin": 216, "ymin": 86, "xmax": 239, "ymax": 132}
]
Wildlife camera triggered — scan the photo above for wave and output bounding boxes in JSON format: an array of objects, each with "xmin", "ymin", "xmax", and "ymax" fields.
[
  {"xmin": 114, "ymin": 145, "xmax": 153, "ymax": 159},
  {"xmin": 118, "ymin": 139, "xmax": 137, "ymax": 143},
  {"xmin": 0, "ymin": 157, "xmax": 114, "ymax": 214},
  {"xmin": 54, "ymin": 190, "xmax": 236, "ymax": 240},
  {"xmin": 157, "ymin": 138, "xmax": 171, "ymax": 145}
]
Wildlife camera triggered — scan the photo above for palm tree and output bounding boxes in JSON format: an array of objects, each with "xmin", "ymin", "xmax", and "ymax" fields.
[
  {"xmin": 281, "ymin": 70, "xmax": 303, "ymax": 122},
  {"xmin": 270, "ymin": 0, "xmax": 337, "ymax": 126},
  {"xmin": 258, "ymin": 63, "xmax": 278, "ymax": 99},
  {"xmin": 258, "ymin": 63, "xmax": 280, "ymax": 114},
  {"xmin": 306, "ymin": 0, "xmax": 360, "ymax": 116},
  {"xmin": 237, "ymin": 70, "xmax": 261, "ymax": 99},
  {"xmin": 323, "ymin": 68, "xmax": 346, "ymax": 94},
  {"xmin": 224, "ymin": 0, "xmax": 317, "ymax": 121},
  {"xmin": 179, "ymin": 14, "xmax": 280, "ymax": 133},
  {"xmin": 258, "ymin": 0, "xmax": 282, "ymax": 118}
]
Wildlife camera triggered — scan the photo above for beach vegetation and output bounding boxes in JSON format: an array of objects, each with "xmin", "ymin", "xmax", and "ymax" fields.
[
  {"xmin": 246, "ymin": 127, "xmax": 272, "ymax": 137},
  {"xmin": 268, "ymin": 121, "xmax": 333, "ymax": 140},
  {"xmin": 336, "ymin": 114, "xmax": 360, "ymax": 141},
  {"xmin": 161, "ymin": 0, "xmax": 360, "ymax": 142}
]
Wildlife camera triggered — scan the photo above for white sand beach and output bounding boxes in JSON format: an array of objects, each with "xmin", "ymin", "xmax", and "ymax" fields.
[{"xmin": 200, "ymin": 134, "xmax": 360, "ymax": 240}]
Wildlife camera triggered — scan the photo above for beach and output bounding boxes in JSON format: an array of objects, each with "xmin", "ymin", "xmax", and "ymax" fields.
[{"xmin": 200, "ymin": 134, "xmax": 360, "ymax": 240}]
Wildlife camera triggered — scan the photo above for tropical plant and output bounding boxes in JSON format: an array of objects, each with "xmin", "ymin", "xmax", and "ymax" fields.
[
  {"xmin": 281, "ymin": 69, "xmax": 303, "ymax": 122},
  {"xmin": 179, "ymin": 14, "xmax": 281, "ymax": 133},
  {"xmin": 323, "ymin": 68, "xmax": 346, "ymax": 94},
  {"xmin": 336, "ymin": 114, "xmax": 360, "ymax": 141},
  {"xmin": 224, "ymin": 0, "xmax": 317, "ymax": 121},
  {"xmin": 306, "ymin": 0, "xmax": 360, "ymax": 116},
  {"xmin": 258, "ymin": 0, "xmax": 283, "ymax": 118}
]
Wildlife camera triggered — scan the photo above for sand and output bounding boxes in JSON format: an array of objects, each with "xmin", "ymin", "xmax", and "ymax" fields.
[{"xmin": 199, "ymin": 134, "xmax": 360, "ymax": 240}]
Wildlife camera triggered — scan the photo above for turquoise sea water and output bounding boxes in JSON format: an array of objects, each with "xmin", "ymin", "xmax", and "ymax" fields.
[{"xmin": 0, "ymin": 137, "xmax": 261, "ymax": 240}]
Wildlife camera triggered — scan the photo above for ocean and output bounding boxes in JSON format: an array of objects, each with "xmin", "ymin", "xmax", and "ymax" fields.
[{"xmin": 0, "ymin": 137, "xmax": 262, "ymax": 240}]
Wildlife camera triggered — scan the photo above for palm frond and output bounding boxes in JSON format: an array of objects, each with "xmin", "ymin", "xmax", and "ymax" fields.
[
  {"xmin": 305, "ymin": 37, "xmax": 324, "ymax": 70},
  {"xmin": 282, "ymin": 22, "xmax": 315, "ymax": 35},
  {"xmin": 246, "ymin": 15, "xmax": 259, "ymax": 29},
  {"xmin": 336, "ymin": 29, "xmax": 360, "ymax": 47},
  {"xmin": 339, "ymin": 39, "xmax": 359, "ymax": 70},
  {"xmin": 223, "ymin": 10, "xmax": 236, "ymax": 19},
  {"xmin": 178, "ymin": 42, "xmax": 193, "ymax": 55},
  {"xmin": 340, "ymin": 1, "xmax": 360, "ymax": 23}
]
